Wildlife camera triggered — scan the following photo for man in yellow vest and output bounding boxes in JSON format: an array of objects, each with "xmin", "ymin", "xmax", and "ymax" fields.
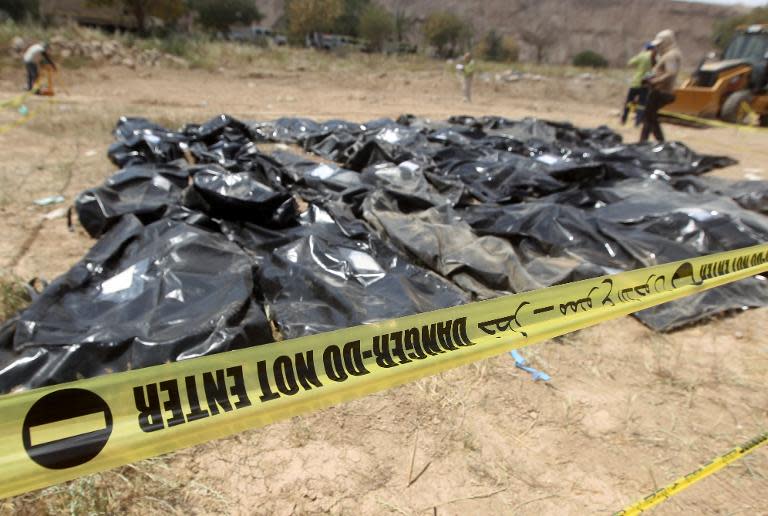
[
  {"xmin": 456, "ymin": 52, "xmax": 476, "ymax": 103},
  {"xmin": 621, "ymin": 42, "xmax": 655, "ymax": 126}
]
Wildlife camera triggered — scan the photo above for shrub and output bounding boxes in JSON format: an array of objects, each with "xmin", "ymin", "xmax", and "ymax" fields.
[
  {"xmin": 333, "ymin": 0, "xmax": 370, "ymax": 37},
  {"xmin": 573, "ymin": 50, "xmax": 608, "ymax": 68},
  {"xmin": 0, "ymin": 0, "xmax": 38, "ymax": 21},
  {"xmin": 423, "ymin": 11, "xmax": 471, "ymax": 58},
  {"xmin": 87, "ymin": 0, "xmax": 184, "ymax": 34},
  {"xmin": 188, "ymin": 0, "xmax": 263, "ymax": 33},
  {"xmin": 359, "ymin": 3, "xmax": 394, "ymax": 51},
  {"xmin": 285, "ymin": 0, "xmax": 343, "ymax": 43},
  {"xmin": 476, "ymin": 30, "xmax": 518, "ymax": 62}
]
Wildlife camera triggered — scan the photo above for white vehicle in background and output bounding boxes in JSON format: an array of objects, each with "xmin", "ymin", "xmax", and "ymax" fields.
[
  {"xmin": 306, "ymin": 32, "xmax": 370, "ymax": 52},
  {"xmin": 228, "ymin": 26, "xmax": 287, "ymax": 47}
]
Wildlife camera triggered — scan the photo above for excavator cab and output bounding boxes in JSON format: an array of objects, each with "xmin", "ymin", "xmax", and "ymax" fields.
[
  {"xmin": 722, "ymin": 25, "xmax": 768, "ymax": 90},
  {"xmin": 664, "ymin": 24, "xmax": 768, "ymax": 125}
]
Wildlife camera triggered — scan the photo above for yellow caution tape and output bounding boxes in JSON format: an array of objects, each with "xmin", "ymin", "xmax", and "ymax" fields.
[
  {"xmin": 0, "ymin": 80, "xmax": 47, "ymax": 135},
  {"xmin": 660, "ymin": 110, "xmax": 768, "ymax": 133},
  {"xmin": 0, "ymin": 110, "xmax": 37, "ymax": 136},
  {"xmin": 616, "ymin": 431, "xmax": 768, "ymax": 515},
  {"xmin": 0, "ymin": 90, "xmax": 34, "ymax": 110},
  {"xmin": 0, "ymin": 244, "xmax": 766, "ymax": 500},
  {"xmin": 0, "ymin": 76, "xmax": 48, "ymax": 110},
  {"xmin": 0, "ymin": 89, "xmax": 59, "ymax": 136}
]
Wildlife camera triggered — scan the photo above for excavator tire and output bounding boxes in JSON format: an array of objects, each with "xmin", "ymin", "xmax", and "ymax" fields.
[{"xmin": 720, "ymin": 90, "xmax": 754, "ymax": 124}]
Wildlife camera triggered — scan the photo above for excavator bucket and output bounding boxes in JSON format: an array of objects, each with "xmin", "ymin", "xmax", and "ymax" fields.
[{"xmin": 664, "ymin": 87, "xmax": 721, "ymax": 118}]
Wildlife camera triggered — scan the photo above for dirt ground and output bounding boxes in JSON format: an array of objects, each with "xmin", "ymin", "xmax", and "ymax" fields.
[{"xmin": 0, "ymin": 50, "xmax": 766, "ymax": 515}]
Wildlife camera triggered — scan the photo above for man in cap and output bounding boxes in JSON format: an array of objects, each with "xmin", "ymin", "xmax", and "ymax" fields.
[
  {"xmin": 640, "ymin": 29, "xmax": 682, "ymax": 142},
  {"xmin": 23, "ymin": 41, "xmax": 57, "ymax": 92}
]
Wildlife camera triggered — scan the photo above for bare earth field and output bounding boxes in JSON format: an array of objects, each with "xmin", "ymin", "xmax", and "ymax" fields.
[{"xmin": 0, "ymin": 50, "xmax": 766, "ymax": 515}]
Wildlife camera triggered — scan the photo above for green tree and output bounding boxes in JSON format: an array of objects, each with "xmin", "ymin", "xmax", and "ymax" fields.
[
  {"xmin": 521, "ymin": 26, "xmax": 557, "ymax": 64},
  {"xmin": 477, "ymin": 30, "xmax": 518, "ymax": 62},
  {"xmin": 285, "ymin": 0, "xmax": 343, "ymax": 42},
  {"xmin": 332, "ymin": 0, "xmax": 370, "ymax": 36},
  {"xmin": 572, "ymin": 50, "xmax": 608, "ymax": 68},
  {"xmin": 0, "ymin": 0, "xmax": 39, "ymax": 21},
  {"xmin": 713, "ymin": 6, "xmax": 768, "ymax": 50},
  {"xmin": 359, "ymin": 3, "xmax": 394, "ymax": 51},
  {"xmin": 394, "ymin": 8, "xmax": 413, "ymax": 43},
  {"xmin": 189, "ymin": 0, "xmax": 263, "ymax": 33},
  {"xmin": 87, "ymin": 0, "xmax": 185, "ymax": 33},
  {"xmin": 423, "ymin": 11, "xmax": 471, "ymax": 58}
]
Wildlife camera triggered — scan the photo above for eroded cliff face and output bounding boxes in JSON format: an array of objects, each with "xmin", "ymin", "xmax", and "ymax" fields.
[{"xmin": 259, "ymin": 0, "xmax": 743, "ymax": 66}]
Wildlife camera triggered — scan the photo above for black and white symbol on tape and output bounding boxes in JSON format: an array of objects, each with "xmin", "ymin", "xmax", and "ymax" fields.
[{"xmin": 22, "ymin": 389, "xmax": 113, "ymax": 469}]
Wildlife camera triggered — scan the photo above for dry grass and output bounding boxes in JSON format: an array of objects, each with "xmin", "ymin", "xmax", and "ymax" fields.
[
  {"xmin": 2, "ymin": 455, "xmax": 227, "ymax": 515},
  {"xmin": 0, "ymin": 272, "xmax": 30, "ymax": 320}
]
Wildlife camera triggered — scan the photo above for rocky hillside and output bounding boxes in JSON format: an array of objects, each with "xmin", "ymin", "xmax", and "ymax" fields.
[{"xmin": 258, "ymin": 0, "xmax": 744, "ymax": 66}]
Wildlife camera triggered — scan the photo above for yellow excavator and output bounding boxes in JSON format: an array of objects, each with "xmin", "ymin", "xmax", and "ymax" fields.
[{"xmin": 664, "ymin": 24, "xmax": 768, "ymax": 126}]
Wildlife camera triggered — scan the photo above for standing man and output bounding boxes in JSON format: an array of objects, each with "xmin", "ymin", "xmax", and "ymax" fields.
[
  {"xmin": 456, "ymin": 52, "xmax": 476, "ymax": 103},
  {"xmin": 640, "ymin": 29, "xmax": 682, "ymax": 143},
  {"xmin": 23, "ymin": 41, "xmax": 56, "ymax": 92},
  {"xmin": 622, "ymin": 42, "xmax": 655, "ymax": 126}
]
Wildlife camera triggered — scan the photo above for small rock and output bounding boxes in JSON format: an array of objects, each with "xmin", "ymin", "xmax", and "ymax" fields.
[
  {"xmin": 734, "ymin": 331, "xmax": 744, "ymax": 339},
  {"xmin": 43, "ymin": 207, "xmax": 68, "ymax": 220},
  {"xmin": 166, "ymin": 55, "xmax": 190, "ymax": 68}
]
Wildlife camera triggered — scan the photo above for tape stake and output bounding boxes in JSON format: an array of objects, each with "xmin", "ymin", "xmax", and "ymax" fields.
[
  {"xmin": 0, "ymin": 244, "xmax": 766, "ymax": 499},
  {"xmin": 615, "ymin": 431, "xmax": 768, "ymax": 515}
]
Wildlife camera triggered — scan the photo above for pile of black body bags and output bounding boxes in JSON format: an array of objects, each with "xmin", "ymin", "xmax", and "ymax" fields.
[{"xmin": 1, "ymin": 113, "xmax": 766, "ymax": 391}]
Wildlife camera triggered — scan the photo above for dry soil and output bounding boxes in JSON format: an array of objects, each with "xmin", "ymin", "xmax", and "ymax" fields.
[{"xmin": 0, "ymin": 50, "xmax": 766, "ymax": 515}]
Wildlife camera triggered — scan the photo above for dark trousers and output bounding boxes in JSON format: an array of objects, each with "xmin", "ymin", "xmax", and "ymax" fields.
[
  {"xmin": 25, "ymin": 62, "xmax": 38, "ymax": 91},
  {"xmin": 621, "ymin": 87, "xmax": 649, "ymax": 126},
  {"xmin": 640, "ymin": 90, "xmax": 675, "ymax": 143}
]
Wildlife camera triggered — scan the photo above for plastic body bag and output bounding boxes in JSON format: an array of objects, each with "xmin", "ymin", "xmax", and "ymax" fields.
[{"xmin": 1, "ymin": 113, "xmax": 766, "ymax": 391}]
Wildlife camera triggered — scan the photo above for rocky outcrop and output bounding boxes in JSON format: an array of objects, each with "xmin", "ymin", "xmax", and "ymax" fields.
[
  {"xmin": 258, "ymin": 0, "xmax": 744, "ymax": 66},
  {"xmin": 8, "ymin": 35, "xmax": 190, "ymax": 69}
]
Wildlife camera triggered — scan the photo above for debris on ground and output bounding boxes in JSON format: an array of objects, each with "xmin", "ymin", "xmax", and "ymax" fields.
[
  {"xmin": 32, "ymin": 195, "xmax": 65, "ymax": 206},
  {"xmin": 510, "ymin": 349, "xmax": 551, "ymax": 382}
]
